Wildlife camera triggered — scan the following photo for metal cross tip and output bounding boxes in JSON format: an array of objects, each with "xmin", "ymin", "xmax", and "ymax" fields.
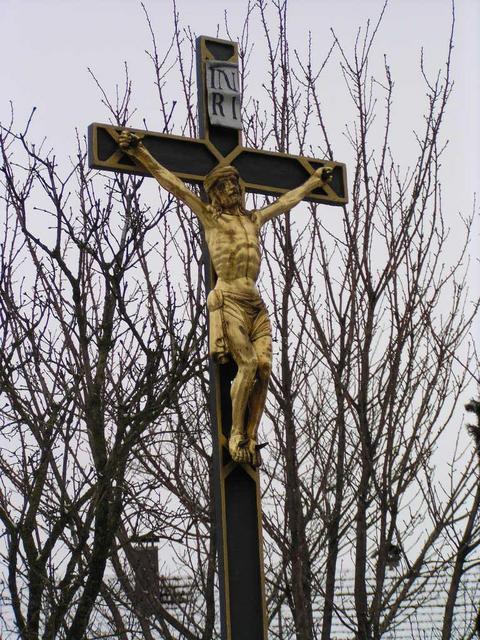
[{"xmin": 250, "ymin": 442, "xmax": 268, "ymax": 469}]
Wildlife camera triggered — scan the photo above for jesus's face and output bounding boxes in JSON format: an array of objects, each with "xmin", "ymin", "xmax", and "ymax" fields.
[{"xmin": 211, "ymin": 175, "xmax": 242, "ymax": 211}]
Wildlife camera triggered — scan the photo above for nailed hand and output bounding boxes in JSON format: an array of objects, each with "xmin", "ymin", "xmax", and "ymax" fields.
[
  {"xmin": 118, "ymin": 130, "xmax": 141, "ymax": 151},
  {"xmin": 314, "ymin": 166, "xmax": 333, "ymax": 183}
]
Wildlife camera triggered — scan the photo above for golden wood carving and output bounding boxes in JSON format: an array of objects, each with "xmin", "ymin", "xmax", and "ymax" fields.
[{"xmin": 118, "ymin": 131, "xmax": 333, "ymax": 466}]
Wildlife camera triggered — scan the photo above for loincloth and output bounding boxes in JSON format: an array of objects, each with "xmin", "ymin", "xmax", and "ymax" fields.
[{"xmin": 207, "ymin": 287, "xmax": 271, "ymax": 364}]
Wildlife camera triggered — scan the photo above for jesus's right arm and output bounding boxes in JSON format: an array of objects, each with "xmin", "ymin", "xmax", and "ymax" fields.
[{"xmin": 118, "ymin": 131, "xmax": 211, "ymax": 228}]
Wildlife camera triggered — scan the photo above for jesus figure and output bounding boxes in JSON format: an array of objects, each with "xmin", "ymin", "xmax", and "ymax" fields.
[{"xmin": 119, "ymin": 131, "xmax": 332, "ymax": 466}]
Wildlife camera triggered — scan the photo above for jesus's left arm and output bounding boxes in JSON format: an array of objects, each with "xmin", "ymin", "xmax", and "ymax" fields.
[{"xmin": 255, "ymin": 166, "xmax": 333, "ymax": 226}]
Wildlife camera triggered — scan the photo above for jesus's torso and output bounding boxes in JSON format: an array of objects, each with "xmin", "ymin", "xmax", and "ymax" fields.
[{"xmin": 205, "ymin": 211, "xmax": 261, "ymax": 292}]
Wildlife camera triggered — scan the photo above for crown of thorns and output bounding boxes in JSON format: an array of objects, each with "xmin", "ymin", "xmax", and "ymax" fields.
[{"xmin": 204, "ymin": 165, "xmax": 240, "ymax": 194}]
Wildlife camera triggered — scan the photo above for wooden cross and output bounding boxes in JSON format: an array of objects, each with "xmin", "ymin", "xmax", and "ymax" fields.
[{"xmin": 88, "ymin": 35, "xmax": 347, "ymax": 640}]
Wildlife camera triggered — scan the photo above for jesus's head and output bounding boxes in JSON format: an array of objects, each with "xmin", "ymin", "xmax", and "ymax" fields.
[{"xmin": 205, "ymin": 165, "xmax": 243, "ymax": 213}]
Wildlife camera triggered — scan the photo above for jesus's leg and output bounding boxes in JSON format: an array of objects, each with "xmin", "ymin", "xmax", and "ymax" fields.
[
  {"xmin": 246, "ymin": 335, "xmax": 272, "ymax": 467},
  {"xmin": 225, "ymin": 319, "xmax": 259, "ymax": 464}
]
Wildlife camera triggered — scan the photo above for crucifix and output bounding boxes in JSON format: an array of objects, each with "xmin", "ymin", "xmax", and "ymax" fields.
[{"xmin": 88, "ymin": 35, "xmax": 347, "ymax": 640}]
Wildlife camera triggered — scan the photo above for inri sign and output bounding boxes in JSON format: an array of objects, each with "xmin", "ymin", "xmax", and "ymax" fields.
[{"xmin": 206, "ymin": 60, "xmax": 242, "ymax": 130}]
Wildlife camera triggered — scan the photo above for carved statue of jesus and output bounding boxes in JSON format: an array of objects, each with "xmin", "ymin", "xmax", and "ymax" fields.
[{"xmin": 119, "ymin": 131, "xmax": 332, "ymax": 466}]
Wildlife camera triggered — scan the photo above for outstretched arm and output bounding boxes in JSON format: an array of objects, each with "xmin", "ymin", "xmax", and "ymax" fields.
[
  {"xmin": 118, "ymin": 131, "xmax": 209, "ymax": 226},
  {"xmin": 256, "ymin": 166, "xmax": 333, "ymax": 226}
]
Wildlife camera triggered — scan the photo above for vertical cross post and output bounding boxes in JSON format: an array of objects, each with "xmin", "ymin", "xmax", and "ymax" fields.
[
  {"xmin": 88, "ymin": 35, "xmax": 347, "ymax": 640},
  {"xmin": 196, "ymin": 36, "xmax": 268, "ymax": 640}
]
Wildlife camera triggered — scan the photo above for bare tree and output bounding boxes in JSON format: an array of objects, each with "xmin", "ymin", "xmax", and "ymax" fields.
[
  {"xmin": 247, "ymin": 2, "xmax": 479, "ymax": 639},
  {"xmin": 0, "ymin": 71, "xmax": 207, "ymax": 637},
  {"xmin": 450, "ymin": 398, "xmax": 480, "ymax": 640}
]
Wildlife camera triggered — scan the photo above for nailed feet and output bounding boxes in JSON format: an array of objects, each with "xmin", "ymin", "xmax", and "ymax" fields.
[{"xmin": 229, "ymin": 433, "xmax": 263, "ymax": 468}]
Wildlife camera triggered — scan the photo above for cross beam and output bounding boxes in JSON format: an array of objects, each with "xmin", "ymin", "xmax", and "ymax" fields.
[
  {"xmin": 88, "ymin": 128, "xmax": 347, "ymax": 206},
  {"xmin": 88, "ymin": 34, "xmax": 347, "ymax": 640}
]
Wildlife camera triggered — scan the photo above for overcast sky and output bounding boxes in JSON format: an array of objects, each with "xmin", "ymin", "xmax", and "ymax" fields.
[
  {"xmin": 1, "ymin": 0, "xmax": 479, "ymax": 340},
  {"xmin": 1, "ymin": 0, "xmax": 478, "ymax": 181}
]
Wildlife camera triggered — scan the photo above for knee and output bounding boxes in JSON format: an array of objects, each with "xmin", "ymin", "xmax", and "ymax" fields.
[{"xmin": 257, "ymin": 357, "xmax": 271, "ymax": 382}]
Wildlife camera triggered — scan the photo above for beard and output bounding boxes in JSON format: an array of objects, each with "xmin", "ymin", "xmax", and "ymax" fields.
[{"xmin": 215, "ymin": 189, "xmax": 242, "ymax": 211}]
